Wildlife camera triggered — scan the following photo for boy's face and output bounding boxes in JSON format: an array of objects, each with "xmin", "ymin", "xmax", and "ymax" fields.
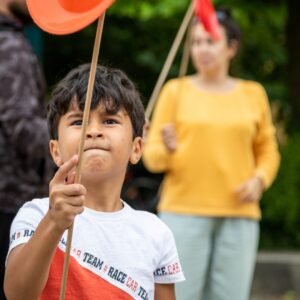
[{"xmin": 50, "ymin": 101, "xmax": 142, "ymax": 181}]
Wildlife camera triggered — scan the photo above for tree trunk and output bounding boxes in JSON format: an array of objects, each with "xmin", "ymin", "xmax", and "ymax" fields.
[{"xmin": 286, "ymin": 0, "xmax": 300, "ymax": 127}]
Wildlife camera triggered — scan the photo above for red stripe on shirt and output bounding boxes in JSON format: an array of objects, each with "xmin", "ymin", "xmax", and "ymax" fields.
[{"xmin": 39, "ymin": 248, "xmax": 133, "ymax": 300}]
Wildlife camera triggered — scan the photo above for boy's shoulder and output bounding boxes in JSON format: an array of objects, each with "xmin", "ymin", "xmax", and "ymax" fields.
[
  {"xmin": 20, "ymin": 197, "xmax": 49, "ymax": 214},
  {"xmin": 125, "ymin": 203, "xmax": 172, "ymax": 238},
  {"xmin": 127, "ymin": 203, "xmax": 165, "ymax": 225}
]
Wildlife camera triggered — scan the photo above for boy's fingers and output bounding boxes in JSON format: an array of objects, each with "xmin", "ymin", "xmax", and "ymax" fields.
[
  {"xmin": 53, "ymin": 182, "xmax": 86, "ymax": 196},
  {"xmin": 52, "ymin": 155, "xmax": 79, "ymax": 184},
  {"xmin": 65, "ymin": 195, "xmax": 85, "ymax": 207},
  {"xmin": 62, "ymin": 184, "xmax": 87, "ymax": 197},
  {"xmin": 67, "ymin": 171, "xmax": 76, "ymax": 185}
]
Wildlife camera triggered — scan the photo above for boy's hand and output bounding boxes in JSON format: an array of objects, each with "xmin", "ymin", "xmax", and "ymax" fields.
[
  {"xmin": 49, "ymin": 155, "xmax": 86, "ymax": 232},
  {"xmin": 235, "ymin": 175, "xmax": 264, "ymax": 203},
  {"xmin": 161, "ymin": 123, "xmax": 177, "ymax": 153}
]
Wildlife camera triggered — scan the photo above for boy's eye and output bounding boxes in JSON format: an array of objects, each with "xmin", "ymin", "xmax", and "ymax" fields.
[
  {"xmin": 104, "ymin": 119, "xmax": 118, "ymax": 125},
  {"xmin": 71, "ymin": 120, "xmax": 82, "ymax": 126}
]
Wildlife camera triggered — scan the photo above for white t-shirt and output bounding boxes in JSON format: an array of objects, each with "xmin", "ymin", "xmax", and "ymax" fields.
[{"xmin": 8, "ymin": 198, "xmax": 184, "ymax": 300}]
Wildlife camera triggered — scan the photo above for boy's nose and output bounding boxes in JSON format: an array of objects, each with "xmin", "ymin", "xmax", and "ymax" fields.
[{"xmin": 86, "ymin": 125, "xmax": 103, "ymax": 139}]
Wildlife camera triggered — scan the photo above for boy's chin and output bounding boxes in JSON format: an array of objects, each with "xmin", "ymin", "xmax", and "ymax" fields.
[
  {"xmin": 80, "ymin": 170, "xmax": 106, "ymax": 185},
  {"xmin": 82, "ymin": 153, "xmax": 107, "ymax": 168},
  {"xmin": 81, "ymin": 163, "xmax": 106, "ymax": 177},
  {"xmin": 80, "ymin": 160, "xmax": 114, "ymax": 181}
]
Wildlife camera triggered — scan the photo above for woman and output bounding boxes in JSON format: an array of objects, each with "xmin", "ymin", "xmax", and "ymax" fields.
[{"xmin": 143, "ymin": 9, "xmax": 280, "ymax": 300}]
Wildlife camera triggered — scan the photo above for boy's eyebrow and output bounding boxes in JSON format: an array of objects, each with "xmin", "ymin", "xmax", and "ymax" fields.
[
  {"xmin": 65, "ymin": 109, "xmax": 127, "ymax": 119},
  {"xmin": 102, "ymin": 111, "xmax": 128, "ymax": 118},
  {"xmin": 108, "ymin": 111, "xmax": 125, "ymax": 117},
  {"xmin": 65, "ymin": 111, "xmax": 83, "ymax": 119}
]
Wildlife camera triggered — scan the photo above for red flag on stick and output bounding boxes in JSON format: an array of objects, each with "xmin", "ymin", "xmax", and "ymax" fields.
[{"xmin": 194, "ymin": 0, "xmax": 221, "ymax": 40}]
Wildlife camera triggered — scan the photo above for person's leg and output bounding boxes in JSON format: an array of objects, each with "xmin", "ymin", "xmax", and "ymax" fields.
[
  {"xmin": 0, "ymin": 211, "xmax": 15, "ymax": 300},
  {"xmin": 204, "ymin": 218, "xmax": 259, "ymax": 300},
  {"xmin": 160, "ymin": 213, "xmax": 213, "ymax": 300}
]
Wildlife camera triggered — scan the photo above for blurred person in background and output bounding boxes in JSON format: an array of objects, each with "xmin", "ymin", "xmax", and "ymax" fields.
[
  {"xmin": 143, "ymin": 8, "xmax": 280, "ymax": 300},
  {"xmin": 0, "ymin": 1, "xmax": 52, "ymax": 299}
]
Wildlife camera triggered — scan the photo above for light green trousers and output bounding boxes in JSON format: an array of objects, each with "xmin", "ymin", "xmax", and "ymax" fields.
[{"xmin": 160, "ymin": 213, "xmax": 259, "ymax": 300}]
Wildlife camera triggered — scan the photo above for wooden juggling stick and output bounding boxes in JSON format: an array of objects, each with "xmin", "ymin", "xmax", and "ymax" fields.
[
  {"xmin": 59, "ymin": 13, "xmax": 106, "ymax": 300},
  {"xmin": 145, "ymin": 1, "xmax": 194, "ymax": 119}
]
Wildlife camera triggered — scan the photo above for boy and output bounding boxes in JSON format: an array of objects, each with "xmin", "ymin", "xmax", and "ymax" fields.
[{"xmin": 4, "ymin": 64, "xmax": 184, "ymax": 300}]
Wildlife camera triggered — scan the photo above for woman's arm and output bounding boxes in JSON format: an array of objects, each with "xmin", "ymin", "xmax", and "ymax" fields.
[
  {"xmin": 252, "ymin": 85, "xmax": 280, "ymax": 189},
  {"xmin": 143, "ymin": 80, "xmax": 178, "ymax": 173}
]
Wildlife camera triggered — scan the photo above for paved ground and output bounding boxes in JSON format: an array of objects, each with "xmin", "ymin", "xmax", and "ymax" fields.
[
  {"xmin": 251, "ymin": 295, "xmax": 299, "ymax": 300},
  {"xmin": 250, "ymin": 252, "xmax": 300, "ymax": 300}
]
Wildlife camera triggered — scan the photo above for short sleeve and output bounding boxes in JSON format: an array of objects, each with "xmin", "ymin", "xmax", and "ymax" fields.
[
  {"xmin": 154, "ymin": 226, "xmax": 185, "ymax": 284},
  {"xmin": 7, "ymin": 198, "xmax": 48, "ymax": 257}
]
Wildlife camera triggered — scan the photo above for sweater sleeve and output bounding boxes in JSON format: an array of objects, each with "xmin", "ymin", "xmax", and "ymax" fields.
[
  {"xmin": 143, "ymin": 80, "xmax": 178, "ymax": 173},
  {"xmin": 253, "ymin": 84, "xmax": 280, "ymax": 189}
]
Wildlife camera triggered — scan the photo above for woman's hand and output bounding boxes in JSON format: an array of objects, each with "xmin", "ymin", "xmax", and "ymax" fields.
[
  {"xmin": 235, "ymin": 175, "xmax": 264, "ymax": 202},
  {"xmin": 161, "ymin": 123, "xmax": 177, "ymax": 153}
]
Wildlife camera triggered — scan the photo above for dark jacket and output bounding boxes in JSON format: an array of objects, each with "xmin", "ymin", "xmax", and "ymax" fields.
[{"xmin": 0, "ymin": 14, "xmax": 52, "ymax": 214}]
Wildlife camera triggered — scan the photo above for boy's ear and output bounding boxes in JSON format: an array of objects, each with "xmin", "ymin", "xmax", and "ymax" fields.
[
  {"xmin": 49, "ymin": 140, "xmax": 63, "ymax": 167},
  {"xmin": 129, "ymin": 137, "xmax": 143, "ymax": 165}
]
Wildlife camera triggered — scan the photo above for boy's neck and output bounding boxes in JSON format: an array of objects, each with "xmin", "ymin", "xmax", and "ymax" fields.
[
  {"xmin": 86, "ymin": 197, "xmax": 123, "ymax": 212},
  {"xmin": 82, "ymin": 176, "xmax": 124, "ymax": 212}
]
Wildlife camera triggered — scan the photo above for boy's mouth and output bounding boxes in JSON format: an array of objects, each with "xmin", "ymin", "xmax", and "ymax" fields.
[{"xmin": 84, "ymin": 144, "xmax": 109, "ymax": 152}]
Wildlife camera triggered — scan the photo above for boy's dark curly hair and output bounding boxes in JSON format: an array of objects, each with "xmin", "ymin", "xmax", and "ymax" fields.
[{"xmin": 47, "ymin": 64, "xmax": 145, "ymax": 140}]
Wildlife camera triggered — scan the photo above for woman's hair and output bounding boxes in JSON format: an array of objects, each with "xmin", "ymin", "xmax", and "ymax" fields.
[
  {"xmin": 216, "ymin": 8, "xmax": 241, "ymax": 45},
  {"xmin": 192, "ymin": 7, "xmax": 242, "ymax": 46}
]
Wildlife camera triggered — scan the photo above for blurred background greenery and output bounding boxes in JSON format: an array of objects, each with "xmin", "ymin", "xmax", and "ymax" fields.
[{"xmin": 28, "ymin": 0, "xmax": 300, "ymax": 249}]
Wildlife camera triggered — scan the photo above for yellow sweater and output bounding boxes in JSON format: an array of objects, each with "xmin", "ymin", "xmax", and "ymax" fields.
[{"xmin": 143, "ymin": 77, "xmax": 280, "ymax": 220}]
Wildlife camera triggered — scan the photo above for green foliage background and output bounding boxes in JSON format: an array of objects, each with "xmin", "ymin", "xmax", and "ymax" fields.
[
  {"xmin": 261, "ymin": 134, "xmax": 300, "ymax": 249},
  {"xmin": 42, "ymin": 0, "xmax": 300, "ymax": 249}
]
